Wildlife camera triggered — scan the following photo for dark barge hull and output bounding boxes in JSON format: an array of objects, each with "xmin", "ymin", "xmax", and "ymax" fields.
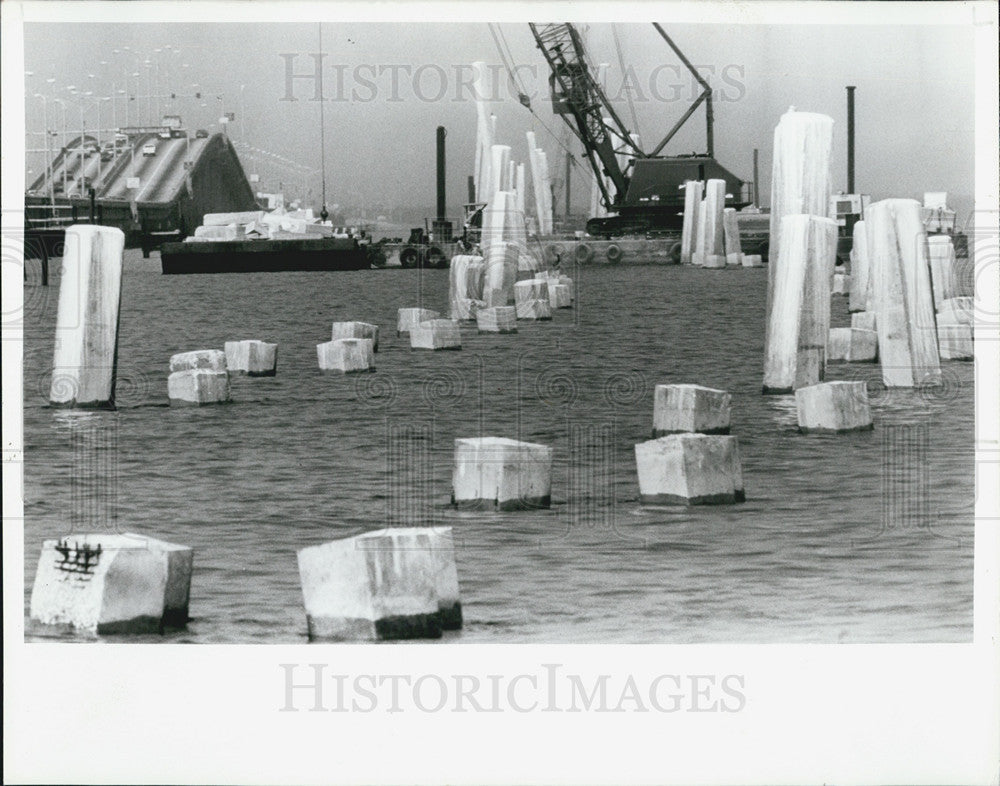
[{"xmin": 160, "ymin": 237, "xmax": 370, "ymax": 274}]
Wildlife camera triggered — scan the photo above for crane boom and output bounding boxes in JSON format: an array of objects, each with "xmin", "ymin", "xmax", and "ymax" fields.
[{"xmin": 528, "ymin": 23, "xmax": 642, "ymax": 210}]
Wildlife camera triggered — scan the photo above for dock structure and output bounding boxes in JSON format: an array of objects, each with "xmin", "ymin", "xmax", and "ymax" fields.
[{"xmin": 24, "ymin": 130, "xmax": 258, "ymax": 257}]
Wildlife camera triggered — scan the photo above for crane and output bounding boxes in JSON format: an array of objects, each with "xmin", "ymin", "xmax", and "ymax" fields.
[{"xmin": 528, "ymin": 22, "xmax": 747, "ymax": 238}]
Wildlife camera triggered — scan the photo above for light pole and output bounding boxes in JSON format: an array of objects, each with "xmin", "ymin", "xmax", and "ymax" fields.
[
  {"xmin": 34, "ymin": 93, "xmax": 55, "ymax": 204},
  {"xmin": 240, "ymin": 84, "xmax": 246, "ymax": 143},
  {"xmin": 53, "ymin": 97, "xmax": 69, "ymax": 193}
]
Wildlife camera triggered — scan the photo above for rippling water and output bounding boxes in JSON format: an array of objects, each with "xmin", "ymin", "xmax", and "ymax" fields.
[{"xmin": 21, "ymin": 252, "xmax": 974, "ymax": 643}]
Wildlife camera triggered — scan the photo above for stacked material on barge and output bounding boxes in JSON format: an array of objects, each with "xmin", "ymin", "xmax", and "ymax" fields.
[{"xmin": 160, "ymin": 206, "xmax": 376, "ymax": 274}]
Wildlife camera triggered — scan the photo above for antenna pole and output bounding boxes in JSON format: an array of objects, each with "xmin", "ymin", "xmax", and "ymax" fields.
[{"xmin": 318, "ymin": 23, "xmax": 329, "ymax": 221}]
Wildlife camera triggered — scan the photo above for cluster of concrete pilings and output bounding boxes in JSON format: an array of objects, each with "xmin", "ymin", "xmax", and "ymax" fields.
[{"xmin": 32, "ymin": 94, "xmax": 977, "ymax": 642}]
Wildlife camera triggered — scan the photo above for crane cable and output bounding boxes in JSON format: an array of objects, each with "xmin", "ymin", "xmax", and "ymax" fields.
[{"xmin": 487, "ymin": 23, "xmax": 583, "ymax": 170}]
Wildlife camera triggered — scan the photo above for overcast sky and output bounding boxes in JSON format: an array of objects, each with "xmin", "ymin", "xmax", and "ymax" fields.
[{"xmin": 23, "ymin": 19, "xmax": 976, "ymax": 219}]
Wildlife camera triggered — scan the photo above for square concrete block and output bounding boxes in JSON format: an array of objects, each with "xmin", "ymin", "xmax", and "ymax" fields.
[
  {"xmin": 795, "ymin": 381, "xmax": 873, "ymax": 433},
  {"xmin": 652, "ymin": 384, "xmax": 731, "ymax": 437},
  {"xmin": 225, "ymin": 340, "xmax": 277, "ymax": 376},
  {"xmin": 297, "ymin": 526, "xmax": 461, "ymax": 641},
  {"xmin": 331, "ymin": 321, "xmax": 380, "ymax": 352},
  {"xmin": 937, "ymin": 296, "xmax": 973, "ymax": 327},
  {"xmin": 317, "ymin": 338, "xmax": 375, "ymax": 372},
  {"xmin": 452, "ymin": 437, "xmax": 553, "ymax": 510},
  {"xmin": 548, "ymin": 283, "xmax": 572, "ymax": 309},
  {"xmin": 938, "ymin": 323, "xmax": 973, "ymax": 360},
  {"xmin": 169, "ymin": 349, "xmax": 227, "ymax": 373},
  {"xmin": 168, "ymin": 369, "xmax": 230, "ymax": 406},
  {"xmin": 832, "ymin": 272, "xmax": 851, "ymax": 294},
  {"xmin": 30, "ymin": 532, "xmax": 192, "ymax": 634},
  {"xmin": 397, "ymin": 308, "xmax": 440, "ymax": 336},
  {"xmin": 851, "ymin": 311, "xmax": 877, "ymax": 332},
  {"xmin": 410, "ymin": 319, "xmax": 462, "ymax": 350},
  {"xmin": 635, "ymin": 434, "xmax": 745, "ymax": 505},
  {"xmin": 827, "ymin": 328, "xmax": 878, "ymax": 362},
  {"xmin": 515, "ymin": 299, "xmax": 552, "ymax": 320},
  {"xmin": 476, "ymin": 306, "xmax": 517, "ymax": 334},
  {"xmin": 703, "ymin": 254, "xmax": 726, "ymax": 268},
  {"xmin": 515, "ymin": 279, "xmax": 549, "ymax": 304},
  {"xmin": 741, "ymin": 254, "xmax": 764, "ymax": 267}
]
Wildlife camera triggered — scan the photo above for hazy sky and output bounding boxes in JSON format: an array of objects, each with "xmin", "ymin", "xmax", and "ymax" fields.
[{"xmin": 23, "ymin": 19, "xmax": 976, "ymax": 219}]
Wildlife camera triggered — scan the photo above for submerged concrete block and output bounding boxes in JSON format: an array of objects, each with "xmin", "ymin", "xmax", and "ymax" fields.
[
  {"xmin": 548, "ymin": 282, "xmax": 572, "ymax": 309},
  {"xmin": 741, "ymin": 254, "xmax": 764, "ymax": 267},
  {"xmin": 50, "ymin": 225, "xmax": 125, "ymax": 408},
  {"xmin": 317, "ymin": 338, "xmax": 375, "ymax": 373},
  {"xmin": 516, "ymin": 299, "xmax": 552, "ymax": 320},
  {"xmin": 703, "ymin": 254, "xmax": 727, "ymax": 269},
  {"xmin": 168, "ymin": 369, "xmax": 230, "ymax": 406},
  {"xmin": 170, "ymin": 349, "xmax": 227, "ymax": 373},
  {"xmin": 795, "ymin": 381, "xmax": 873, "ymax": 433},
  {"xmin": 832, "ymin": 272, "xmax": 851, "ymax": 295},
  {"xmin": 397, "ymin": 308, "xmax": 440, "ymax": 336},
  {"xmin": 938, "ymin": 323, "xmax": 973, "ymax": 360},
  {"xmin": 297, "ymin": 526, "xmax": 462, "ymax": 641},
  {"xmin": 224, "ymin": 340, "xmax": 277, "ymax": 376},
  {"xmin": 331, "ymin": 321, "xmax": 380, "ymax": 352},
  {"xmin": 851, "ymin": 311, "xmax": 877, "ymax": 332},
  {"xmin": 476, "ymin": 306, "xmax": 517, "ymax": 333},
  {"xmin": 29, "ymin": 533, "xmax": 193, "ymax": 634},
  {"xmin": 452, "ymin": 437, "xmax": 553, "ymax": 510},
  {"xmin": 410, "ymin": 319, "xmax": 462, "ymax": 350},
  {"xmin": 652, "ymin": 384, "xmax": 731, "ymax": 437},
  {"xmin": 635, "ymin": 434, "xmax": 745, "ymax": 505}
]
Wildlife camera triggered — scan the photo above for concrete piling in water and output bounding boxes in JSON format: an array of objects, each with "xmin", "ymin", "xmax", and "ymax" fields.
[
  {"xmin": 652, "ymin": 384, "xmax": 731, "ymax": 437},
  {"xmin": 767, "ymin": 108, "xmax": 834, "ymax": 318},
  {"xmin": 827, "ymin": 327, "xmax": 878, "ymax": 362},
  {"xmin": 762, "ymin": 214, "xmax": 838, "ymax": 393},
  {"xmin": 483, "ymin": 242, "xmax": 519, "ymax": 307},
  {"xmin": 680, "ymin": 180, "xmax": 704, "ymax": 265},
  {"xmin": 723, "ymin": 208, "xmax": 743, "ymax": 266},
  {"xmin": 867, "ymin": 198, "xmax": 941, "ymax": 387},
  {"xmin": 927, "ymin": 235, "xmax": 959, "ymax": 307},
  {"xmin": 449, "ymin": 255, "xmax": 486, "ymax": 321},
  {"xmin": 168, "ymin": 350, "xmax": 230, "ymax": 406},
  {"xmin": 224, "ymin": 340, "xmax": 277, "ymax": 376},
  {"xmin": 49, "ymin": 225, "xmax": 126, "ymax": 408},
  {"xmin": 476, "ymin": 306, "xmax": 517, "ymax": 333},
  {"xmin": 742, "ymin": 254, "xmax": 764, "ymax": 267},
  {"xmin": 832, "ymin": 272, "xmax": 851, "ymax": 295},
  {"xmin": 410, "ymin": 319, "xmax": 462, "ymax": 350},
  {"xmin": 692, "ymin": 200, "xmax": 708, "ymax": 266},
  {"xmin": 397, "ymin": 308, "xmax": 440, "ymax": 336},
  {"xmin": 331, "ymin": 321, "xmax": 380, "ymax": 352},
  {"xmin": 317, "ymin": 338, "xmax": 375, "ymax": 372},
  {"xmin": 297, "ymin": 526, "xmax": 462, "ymax": 641},
  {"xmin": 30, "ymin": 532, "xmax": 193, "ymax": 634},
  {"xmin": 452, "ymin": 437, "xmax": 553, "ymax": 510},
  {"xmin": 848, "ymin": 220, "xmax": 871, "ymax": 313},
  {"xmin": 795, "ymin": 381, "xmax": 873, "ymax": 433},
  {"xmin": 635, "ymin": 434, "xmax": 745, "ymax": 505},
  {"xmin": 700, "ymin": 179, "xmax": 727, "ymax": 268},
  {"xmin": 936, "ymin": 295, "xmax": 973, "ymax": 360}
]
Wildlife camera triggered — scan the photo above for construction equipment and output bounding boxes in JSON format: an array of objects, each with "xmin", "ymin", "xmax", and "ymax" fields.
[{"xmin": 528, "ymin": 22, "xmax": 748, "ymax": 238}]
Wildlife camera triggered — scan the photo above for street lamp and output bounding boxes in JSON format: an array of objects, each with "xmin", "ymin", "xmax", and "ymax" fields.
[{"xmin": 33, "ymin": 93, "xmax": 55, "ymax": 204}]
